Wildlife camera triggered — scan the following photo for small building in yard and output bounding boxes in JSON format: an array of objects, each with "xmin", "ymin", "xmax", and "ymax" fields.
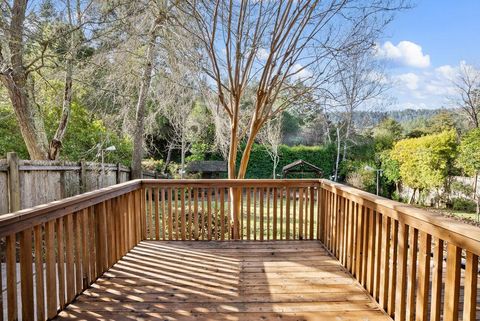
[{"xmin": 186, "ymin": 160, "xmax": 228, "ymax": 178}]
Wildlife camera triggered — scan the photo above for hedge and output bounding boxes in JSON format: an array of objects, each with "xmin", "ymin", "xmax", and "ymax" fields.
[{"xmin": 238, "ymin": 143, "xmax": 336, "ymax": 179}]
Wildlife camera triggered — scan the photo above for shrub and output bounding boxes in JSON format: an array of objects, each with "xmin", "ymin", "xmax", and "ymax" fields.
[{"xmin": 451, "ymin": 197, "xmax": 476, "ymax": 212}]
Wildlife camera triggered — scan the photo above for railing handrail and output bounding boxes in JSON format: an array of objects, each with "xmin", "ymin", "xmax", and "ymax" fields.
[
  {"xmin": 142, "ymin": 178, "xmax": 321, "ymax": 188},
  {"xmin": 321, "ymin": 179, "xmax": 480, "ymax": 255},
  {"xmin": 0, "ymin": 179, "xmax": 142, "ymax": 237}
]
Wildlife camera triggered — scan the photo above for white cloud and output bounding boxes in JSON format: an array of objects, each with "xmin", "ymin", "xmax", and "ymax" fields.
[
  {"xmin": 257, "ymin": 48, "xmax": 269, "ymax": 61},
  {"xmin": 395, "ymin": 73, "xmax": 419, "ymax": 90},
  {"xmin": 376, "ymin": 41, "xmax": 430, "ymax": 68},
  {"xmin": 290, "ymin": 63, "xmax": 313, "ymax": 81},
  {"xmin": 387, "ymin": 61, "xmax": 470, "ymax": 110}
]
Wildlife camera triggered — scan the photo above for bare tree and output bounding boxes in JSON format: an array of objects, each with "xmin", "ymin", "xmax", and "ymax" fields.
[
  {"xmin": 0, "ymin": 0, "xmax": 98, "ymax": 159},
  {"xmin": 131, "ymin": 1, "xmax": 171, "ymax": 179},
  {"xmin": 186, "ymin": 0, "xmax": 406, "ymax": 237},
  {"xmin": 258, "ymin": 114, "xmax": 283, "ymax": 179},
  {"xmin": 335, "ymin": 52, "xmax": 388, "ymax": 161},
  {"xmin": 453, "ymin": 63, "xmax": 480, "ymax": 128}
]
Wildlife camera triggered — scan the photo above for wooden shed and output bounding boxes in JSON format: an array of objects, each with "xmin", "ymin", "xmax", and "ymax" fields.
[
  {"xmin": 282, "ymin": 159, "xmax": 323, "ymax": 178},
  {"xmin": 186, "ymin": 160, "xmax": 227, "ymax": 178}
]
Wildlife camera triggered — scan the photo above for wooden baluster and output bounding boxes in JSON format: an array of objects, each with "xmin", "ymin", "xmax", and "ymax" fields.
[
  {"xmin": 415, "ymin": 231, "xmax": 431, "ymax": 321},
  {"xmin": 163, "ymin": 188, "xmax": 168, "ymax": 241},
  {"xmin": 253, "ymin": 187, "xmax": 257, "ymax": 240},
  {"xmin": 200, "ymin": 188, "xmax": 205, "ymax": 240},
  {"xmin": 366, "ymin": 208, "xmax": 376, "ymax": 293},
  {"xmin": 273, "ymin": 187, "xmax": 278, "ymax": 240},
  {"xmin": 65, "ymin": 214, "xmax": 75, "ymax": 301},
  {"xmin": 302, "ymin": 187, "xmax": 310, "ymax": 240},
  {"xmin": 192, "ymin": 188, "xmax": 198, "ymax": 240},
  {"xmin": 214, "ymin": 188, "xmax": 219, "ymax": 241},
  {"xmin": 187, "ymin": 188, "xmax": 191, "ymax": 240},
  {"xmin": 111, "ymin": 199, "xmax": 118, "ymax": 264},
  {"xmin": 280, "ymin": 188, "xmax": 284, "ymax": 240},
  {"xmin": 246, "ymin": 188, "xmax": 251, "ymax": 240},
  {"xmin": 101, "ymin": 202, "xmax": 109, "ymax": 272},
  {"xmin": 286, "ymin": 187, "xmax": 290, "ymax": 240},
  {"xmin": 34, "ymin": 225, "xmax": 45, "ymax": 321},
  {"xmin": 332, "ymin": 194, "xmax": 338, "ymax": 255},
  {"xmin": 342, "ymin": 198, "xmax": 349, "ymax": 266},
  {"xmin": 145, "ymin": 188, "xmax": 150, "ymax": 240},
  {"xmin": 149, "ymin": 188, "xmax": 154, "ymax": 240},
  {"xmin": 298, "ymin": 188, "xmax": 304, "ymax": 240},
  {"xmin": 6, "ymin": 234, "xmax": 16, "ymax": 321},
  {"xmin": 181, "ymin": 188, "xmax": 186, "ymax": 241},
  {"xmin": 443, "ymin": 243, "xmax": 461, "ymax": 321},
  {"xmin": 373, "ymin": 212, "xmax": 383, "ymax": 301},
  {"xmin": 45, "ymin": 220, "xmax": 57, "ymax": 319},
  {"xmin": 260, "ymin": 187, "xmax": 264, "ymax": 241},
  {"xmin": 317, "ymin": 187, "xmax": 323, "ymax": 241},
  {"xmin": 395, "ymin": 223, "xmax": 409, "ymax": 321},
  {"xmin": 292, "ymin": 188, "xmax": 297, "ymax": 240},
  {"xmin": 88, "ymin": 207, "xmax": 96, "ymax": 282},
  {"xmin": 173, "ymin": 188, "xmax": 178, "ymax": 241},
  {"xmin": 207, "ymin": 188, "xmax": 212, "ymax": 240},
  {"xmin": 240, "ymin": 188, "xmax": 244, "ymax": 240},
  {"xmin": 310, "ymin": 187, "xmax": 315, "ymax": 240},
  {"xmin": 361, "ymin": 206, "xmax": 369, "ymax": 287},
  {"xmin": 82, "ymin": 209, "xmax": 90, "ymax": 288},
  {"xmin": 463, "ymin": 251, "xmax": 478, "ymax": 321},
  {"xmin": 20, "ymin": 228, "xmax": 34, "ymax": 320},
  {"xmin": 114, "ymin": 200, "xmax": 120, "ymax": 261},
  {"xmin": 406, "ymin": 228, "xmax": 418, "ymax": 321},
  {"xmin": 74, "ymin": 212, "xmax": 83, "ymax": 294},
  {"xmin": 347, "ymin": 200, "xmax": 354, "ymax": 272},
  {"xmin": 141, "ymin": 187, "xmax": 146, "ymax": 240},
  {"xmin": 155, "ymin": 188, "xmax": 160, "ymax": 240},
  {"xmin": 355, "ymin": 204, "xmax": 364, "ymax": 280},
  {"xmin": 168, "ymin": 188, "xmax": 173, "ymax": 240},
  {"xmin": 55, "ymin": 217, "xmax": 65, "ymax": 310},
  {"xmin": 387, "ymin": 220, "xmax": 399, "ymax": 316},
  {"xmin": 266, "ymin": 187, "xmax": 270, "ymax": 240},
  {"xmin": 220, "ymin": 188, "xmax": 225, "ymax": 240}
]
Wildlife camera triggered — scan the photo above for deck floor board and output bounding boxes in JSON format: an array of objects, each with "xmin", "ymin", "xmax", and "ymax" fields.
[{"xmin": 54, "ymin": 241, "xmax": 392, "ymax": 321}]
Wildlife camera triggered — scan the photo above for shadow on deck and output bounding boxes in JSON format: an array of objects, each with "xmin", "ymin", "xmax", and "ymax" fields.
[{"xmin": 54, "ymin": 241, "xmax": 391, "ymax": 321}]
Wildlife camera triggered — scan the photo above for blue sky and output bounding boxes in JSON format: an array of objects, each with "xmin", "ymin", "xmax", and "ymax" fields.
[{"xmin": 376, "ymin": 0, "xmax": 480, "ymax": 110}]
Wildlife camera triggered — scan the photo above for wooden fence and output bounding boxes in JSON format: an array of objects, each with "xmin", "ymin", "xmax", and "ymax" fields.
[{"xmin": 0, "ymin": 152, "xmax": 158, "ymax": 215}]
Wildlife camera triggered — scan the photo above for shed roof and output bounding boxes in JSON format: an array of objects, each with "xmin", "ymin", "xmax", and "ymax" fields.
[{"xmin": 282, "ymin": 159, "xmax": 322, "ymax": 174}]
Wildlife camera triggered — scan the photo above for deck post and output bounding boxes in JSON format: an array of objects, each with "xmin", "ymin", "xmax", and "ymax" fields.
[{"xmin": 7, "ymin": 152, "xmax": 21, "ymax": 212}]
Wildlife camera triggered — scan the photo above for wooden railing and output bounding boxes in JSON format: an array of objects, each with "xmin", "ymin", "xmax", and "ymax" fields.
[
  {"xmin": 0, "ymin": 180, "xmax": 142, "ymax": 321},
  {"xmin": 0, "ymin": 178, "xmax": 478, "ymax": 321},
  {"xmin": 320, "ymin": 180, "xmax": 480, "ymax": 321},
  {"xmin": 141, "ymin": 179, "xmax": 321, "ymax": 241}
]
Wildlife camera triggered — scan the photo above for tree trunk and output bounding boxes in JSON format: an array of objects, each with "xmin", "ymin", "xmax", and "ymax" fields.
[
  {"xmin": 180, "ymin": 134, "xmax": 186, "ymax": 179},
  {"xmin": 334, "ymin": 127, "xmax": 341, "ymax": 181},
  {"xmin": 0, "ymin": 0, "xmax": 49, "ymax": 160},
  {"xmin": 131, "ymin": 21, "xmax": 159, "ymax": 179},
  {"xmin": 409, "ymin": 188, "xmax": 416, "ymax": 204},
  {"xmin": 49, "ymin": 60, "xmax": 73, "ymax": 160},
  {"xmin": 48, "ymin": 0, "xmax": 79, "ymax": 160}
]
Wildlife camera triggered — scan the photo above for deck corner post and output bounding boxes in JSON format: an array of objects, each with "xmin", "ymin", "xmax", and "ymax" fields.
[{"xmin": 7, "ymin": 151, "xmax": 21, "ymax": 212}]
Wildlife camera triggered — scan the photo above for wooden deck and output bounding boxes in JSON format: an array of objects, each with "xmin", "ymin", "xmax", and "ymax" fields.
[{"xmin": 54, "ymin": 241, "xmax": 391, "ymax": 321}]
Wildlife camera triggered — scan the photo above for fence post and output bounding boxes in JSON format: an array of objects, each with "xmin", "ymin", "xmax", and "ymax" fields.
[
  {"xmin": 116, "ymin": 163, "xmax": 122, "ymax": 184},
  {"xmin": 7, "ymin": 152, "xmax": 21, "ymax": 212},
  {"xmin": 80, "ymin": 160, "xmax": 87, "ymax": 193}
]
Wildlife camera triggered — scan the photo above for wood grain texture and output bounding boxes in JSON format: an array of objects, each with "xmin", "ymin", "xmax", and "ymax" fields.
[{"xmin": 53, "ymin": 241, "xmax": 392, "ymax": 321}]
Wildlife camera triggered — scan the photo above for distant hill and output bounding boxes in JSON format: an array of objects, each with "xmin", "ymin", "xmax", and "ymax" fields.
[{"xmin": 349, "ymin": 108, "xmax": 461, "ymax": 128}]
